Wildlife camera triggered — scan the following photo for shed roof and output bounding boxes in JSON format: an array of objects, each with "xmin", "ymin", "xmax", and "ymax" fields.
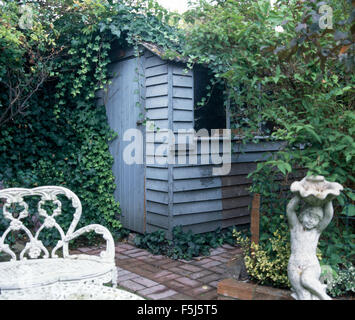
[{"xmin": 140, "ymin": 41, "xmax": 188, "ymax": 64}]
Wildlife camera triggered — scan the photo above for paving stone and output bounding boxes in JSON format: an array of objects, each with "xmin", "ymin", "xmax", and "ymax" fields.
[
  {"xmin": 209, "ymin": 266, "xmax": 226, "ymax": 274},
  {"xmin": 152, "ymin": 270, "xmax": 171, "ymax": 278},
  {"xmin": 151, "ymin": 255, "xmax": 164, "ymax": 259},
  {"xmin": 117, "ymin": 273, "xmax": 138, "ymax": 282},
  {"xmin": 175, "ymin": 277, "xmax": 201, "ymax": 287},
  {"xmin": 170, "ymin": 267, "xmax": 193, "ymax": 277},
  {"xmin": 189, "ymin": 285, "xmax": 213, "ymax": 296},
  {"xmin": 118, "ymin": 264, "xmax": 143, "ymax": 274},
  {"xmin": 129, "ymin": 251, "xmax": 150, "ymax": 258},
  {"xmin": 179, "ymin": 264, "xmax": 203, "ymax": 273},
  {"xmin": 229, "ymin": 248, "xmax": 243, "ymax": 255},
  {"xmin": 210, "ymin": 255, "xmax": 230, "ymax": 262},
  {"xmin": 77, "ymin": 247, "xmax": 94, "ymax": 253},
  {"xmin": 116, "ymin": 269, "xmax": 132, "ymax": 277},
  {"xmin": 201, "ymin": 260, "xmax": 222, "ymax": 268},
  {"xmin": 140, "ymin": 264, "xmax": 161, "ymax": 273},
  {"xmin": 189, "ymin": 270, "xmax": 213, "ymax": 280},
  {"xmin": 160, "ymin": 261, "xmax": 182, "ymax": 269},
  {"xmin": 120, "ymin": 279, "xmax": 146, "ymax": 292},
  {"xmin": 199, "ymin": 273, "xmax": 223, "ymax": 284},
  {"xmin": 147, "ymin": 289, "xmax": 177, "ymax": 300},
  {"xmin": 134, "ymin": 276, "xmax": 159, "ymax": 287},
  {"xmin": 209, "ymin": 281, "xmax": 219, "ymax": 288},
  {"xmin": 131, "ymin": 267, "xmax": 156, "ymax": 279},
  {"xmin": 164, "ymin": 280, "xmax": 187, "ymax": 290},
  {"xmin": 116, "ymin": 255, "xmax": 130, "ymax": 260},
  {"xmin": 210, "ymin": 248, "xmax": 226, "ymax": 255},
  {"xmin": 193, "ymin": 258, "xmax": 215, "ymax": 266},
  {"xmin": 125, "ymin": 248, "xmax": 144, "ymax": 255},
  {"xmin": 138, "ymin": 284, "xmax": 167, "ymax": 296},
  {"xmin": 220, "ymin": 252, "xmax": 236, "ymax": 259},
  {"xmin": 150, "ymin": 259, "xmax": 172, "ymax": 267},
  {"xmin": 157, "ymin": 273, "xmax": 180, "ymax": 282},
  {"xmin": 113, "ymin": 242, "xmax": 243, "ymax": 300},
  {"xmin": 116, "ymin": 259, "xmax": 136, "ymax": 267},
  {"xmin": 117, "ymin": 243, "xmax": 136, "ymax": 250},
  {"xmin": 87, "ymin": 249, "xmax": 103, "ymax": 256},
  {"xmin": 165, "ymin": 293, "xmax": 195, "ymax": 300},
  {"xmin": 136, "ymin": 256, "xmax": 146, "ymax": 260}
]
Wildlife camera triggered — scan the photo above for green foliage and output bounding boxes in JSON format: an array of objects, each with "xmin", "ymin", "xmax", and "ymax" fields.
[
  {"xmin": 181, "ymin": 0, "xmax": 354, "ymax": 189},
  {"xmin": 234, "ymin": 228, "xmax": 292, "ymax": 288},
  {"xmin": 179, "ymin": 0, "xmax": 354, "ymax": 295},
  {"xmin": 0, "ymin": 0, "xmax": 183, "ymax": 243},
  {"xmin": 134, "ymin": 226, "xmax": 236, "ymax": 261},
  {"xmin": 325, "ymin": 263, "xmax": 355, "ymax": 297}
]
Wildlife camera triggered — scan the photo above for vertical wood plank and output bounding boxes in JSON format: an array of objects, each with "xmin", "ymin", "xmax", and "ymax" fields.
[
  {"xmin": 167, "ymin": 63, "xmax": 174, "ymax": 239},
  {"xmin": 251, "ymin": 193, "xmax": 261, "ymax": 245}
]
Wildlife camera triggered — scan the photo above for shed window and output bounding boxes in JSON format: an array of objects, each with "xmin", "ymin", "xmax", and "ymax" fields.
[{"xmin": 194, "ymin": 66, "xmax": 227, "ymax": 132}]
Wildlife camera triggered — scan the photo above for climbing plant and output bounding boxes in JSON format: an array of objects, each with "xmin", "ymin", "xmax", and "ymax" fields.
[{"xmin": 0, "ymin": 0, "xmax": 183, "ymax": 242}]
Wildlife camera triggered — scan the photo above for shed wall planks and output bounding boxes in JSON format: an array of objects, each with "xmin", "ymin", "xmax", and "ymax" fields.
[
  {"xmin": 144, "ymin": 52, "xmax": 172, "ymax": 237},
  {"xmin": 105, "ymin": 47, "xmax": 284, "ymax": 237},
  {"xmin": 105, "ymin": 55, "xmax": 146, "ymax": 233}
]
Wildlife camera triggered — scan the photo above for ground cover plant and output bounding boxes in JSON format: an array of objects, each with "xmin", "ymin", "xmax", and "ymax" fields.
[{"xmin": 134, "ymin": 225, "xmax": 237, "ymax": 261}]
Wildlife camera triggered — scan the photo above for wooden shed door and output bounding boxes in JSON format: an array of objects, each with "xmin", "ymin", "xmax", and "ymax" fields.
[{"xmin": 105, "ymin": 57, "xmax": 146, "ymax": 234}]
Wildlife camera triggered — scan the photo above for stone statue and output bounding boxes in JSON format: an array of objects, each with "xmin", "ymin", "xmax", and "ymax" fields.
[{"xmin": 286, "ymin": 175, "xmax": 343, "ymax": 300}]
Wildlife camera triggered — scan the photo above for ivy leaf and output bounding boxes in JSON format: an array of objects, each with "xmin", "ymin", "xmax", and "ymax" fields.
[{"xmin": 110, "ymin": 25, "xmax": 121, "ymax": 38}]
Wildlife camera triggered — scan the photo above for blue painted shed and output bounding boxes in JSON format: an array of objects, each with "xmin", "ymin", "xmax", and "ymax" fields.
[{"xmin": 97, "ymin": 42, "xmax": 283, "ymax": 238}]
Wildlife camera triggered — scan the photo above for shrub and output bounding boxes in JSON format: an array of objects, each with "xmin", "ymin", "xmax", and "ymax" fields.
[
  {"xmin": 234, "ymin": 229, "xmax": 291, "ymax": 289},
  {"xmin": 323, "ymin": 263, "xmax": 355, "ymax": 298},
  {"xmin": 134, "ymin": 226, "xmax": 237, "ymax": 261}
]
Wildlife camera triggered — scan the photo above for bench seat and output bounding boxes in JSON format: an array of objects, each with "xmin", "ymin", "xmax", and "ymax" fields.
[
  {"xmin": 0, "ymin": 257, "xmax": 114, "ymax": 290},
  {"xmin": 0, "ymin": 186, "xmax": 118, "ymax": 299}
]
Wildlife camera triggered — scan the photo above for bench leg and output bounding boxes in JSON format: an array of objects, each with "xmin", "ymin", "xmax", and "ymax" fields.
[{"xmin": 112, "ymin": 268, "xmax": 118, "ymax": 288}]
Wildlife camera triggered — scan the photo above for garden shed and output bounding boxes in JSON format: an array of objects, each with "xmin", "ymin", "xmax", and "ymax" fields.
[{"xmin": 97, "ymin": 41, "xmax": 283, "ymax": 238}]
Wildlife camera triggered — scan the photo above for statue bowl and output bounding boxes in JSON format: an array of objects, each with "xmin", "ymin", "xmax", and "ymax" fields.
[{"xmin": 290, "ymin": 175, "xmax": 343, "ymax": 206}]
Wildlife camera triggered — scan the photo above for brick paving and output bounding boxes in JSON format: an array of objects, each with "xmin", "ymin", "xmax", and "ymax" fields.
[{"xmin": 74, "ymin": 241, "xmax": 243, "ymax": 300}]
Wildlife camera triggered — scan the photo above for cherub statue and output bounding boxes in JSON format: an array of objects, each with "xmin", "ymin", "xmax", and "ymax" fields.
[{"xmin": 286, "ymin": 196, "xmax": 333, "ymax": 300}]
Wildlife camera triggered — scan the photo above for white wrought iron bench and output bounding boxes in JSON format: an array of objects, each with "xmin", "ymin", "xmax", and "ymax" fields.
[{"xmin": 0, "ymin": 186, "xmax": 118, "ymax": 299}]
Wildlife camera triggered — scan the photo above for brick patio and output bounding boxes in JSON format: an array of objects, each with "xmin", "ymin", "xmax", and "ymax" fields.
[{"xmin": 75, "ymin": 241, "xmax": 243, "ymax": 300}]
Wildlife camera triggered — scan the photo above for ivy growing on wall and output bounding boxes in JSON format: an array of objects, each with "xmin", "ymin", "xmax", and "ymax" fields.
[{"xmin": 0, "ymin": 0, "xmax": 183, "ymax": 241}]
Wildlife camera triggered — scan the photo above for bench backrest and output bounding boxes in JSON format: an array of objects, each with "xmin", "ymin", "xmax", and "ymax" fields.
[{"xmin": 0, "ymin": 186, "xmax": 83, "ymax": 261}]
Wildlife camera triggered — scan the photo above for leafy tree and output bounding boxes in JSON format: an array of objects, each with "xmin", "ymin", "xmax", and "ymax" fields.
[
  {"xmin": 180, "ymin": 0, "xmax": 354, "ymax": 187},
  {"xmin": 179, "ymin": 0, "xmax": 354, "ymax": 280}
]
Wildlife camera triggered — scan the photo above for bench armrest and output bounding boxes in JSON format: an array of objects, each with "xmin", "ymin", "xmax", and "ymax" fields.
[{"xmin": 64, "ymin": 224, "xmax": 115, "ymax": 262}]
